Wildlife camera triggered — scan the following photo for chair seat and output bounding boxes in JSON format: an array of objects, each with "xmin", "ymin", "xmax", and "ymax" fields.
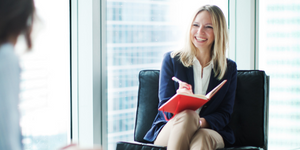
[
  {"xmin": 116, "ymin": 141, "xmax": 166, "ymax": 150},
  {"xmin": 116, "ymin": 141, "xmax": 264, "ymax": 150}
]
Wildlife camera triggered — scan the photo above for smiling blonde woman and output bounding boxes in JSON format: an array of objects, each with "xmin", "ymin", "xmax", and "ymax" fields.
[{"xmin": 144, "ymin": 5, "xmax": 237, "ymax": 150}]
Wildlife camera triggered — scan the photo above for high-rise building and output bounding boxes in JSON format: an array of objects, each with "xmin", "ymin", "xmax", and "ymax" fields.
[
  {"xmin": 106, "ymin": 1, "xmax": 180, "ymax": 149},
  {"xmin": 17, "ymin": 1, "xmax": 70, "ymax": 149},
  {"xmin": 259, "ymin": 1, "xmax": 300, "ymax": 149}
]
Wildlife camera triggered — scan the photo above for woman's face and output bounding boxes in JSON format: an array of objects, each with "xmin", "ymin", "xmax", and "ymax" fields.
[{"xmin": 190, "ymin": 11, "xmax": 215, "ymax": 51}]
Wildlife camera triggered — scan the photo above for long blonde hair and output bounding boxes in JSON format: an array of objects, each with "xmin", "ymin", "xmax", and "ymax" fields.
[{"xmin": 171, "ymin": 5, "xmax": 228, "ymax": 80}]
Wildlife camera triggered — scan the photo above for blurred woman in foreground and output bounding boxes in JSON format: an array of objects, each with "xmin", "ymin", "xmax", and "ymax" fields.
[{"xmin": 0, "ymin": 0, "xmax": 34, "ymax": 149}]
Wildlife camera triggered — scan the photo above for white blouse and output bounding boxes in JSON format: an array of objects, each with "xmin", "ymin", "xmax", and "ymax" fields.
[{"xmin": 193, "ymin": 57, "xmax": 213, "ymax": 114}]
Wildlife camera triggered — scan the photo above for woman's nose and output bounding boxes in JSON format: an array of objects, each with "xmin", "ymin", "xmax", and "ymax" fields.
[{"xmin": 197, "ymin": 26, "xmax": 204, "ymax": 34}]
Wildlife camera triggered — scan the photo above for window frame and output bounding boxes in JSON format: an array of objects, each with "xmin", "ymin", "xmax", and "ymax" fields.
[
  {"xmin": 71, "ymin": 0, "xmax": 257, "ymax": 149},
  {"xmin": 71, "ymin": 0, "xmax": 106, "ymax": 148},
  {"xmin": 229, "ymin": 0, "xmax": 257, "ymax": 70}
]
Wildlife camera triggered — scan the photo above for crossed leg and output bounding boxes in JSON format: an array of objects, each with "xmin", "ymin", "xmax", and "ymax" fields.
[{"xmin": 154, "ymin": 110, "xmax": 224, "ymax": 150}]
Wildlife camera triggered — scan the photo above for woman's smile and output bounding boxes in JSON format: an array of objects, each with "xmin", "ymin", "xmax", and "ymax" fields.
[
  {"xmin": 190, "ymin": 11, "xmax": 214, "ymax": 51},
  {"xmin": 195, "ymin": 37, "xmax": 207, "ymax": 42}
]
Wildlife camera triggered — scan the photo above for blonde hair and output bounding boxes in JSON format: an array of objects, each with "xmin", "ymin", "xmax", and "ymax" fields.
[{"xmin": 171, "ymin": 5, "xmax": 228, "ymax": 80}]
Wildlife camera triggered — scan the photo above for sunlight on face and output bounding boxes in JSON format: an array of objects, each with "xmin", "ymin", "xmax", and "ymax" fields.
[{"xmin": 190, "ymin": 11, "xmax": 214, "ymax": 52}]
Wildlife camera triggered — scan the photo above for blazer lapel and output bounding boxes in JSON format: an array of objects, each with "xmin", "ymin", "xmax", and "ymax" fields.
[
  {"xmin": 206, "ymin": 69, "xmax": 222, "ymax": 95},
  {"xmin": 187, "ymin": 66, "xmax": 195, "ymax": 93}
]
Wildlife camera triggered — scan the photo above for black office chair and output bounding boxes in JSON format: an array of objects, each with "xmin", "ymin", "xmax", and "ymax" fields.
[{"xmin": 117, "ymin": 70, "xmax": 269, "ymax": 150}]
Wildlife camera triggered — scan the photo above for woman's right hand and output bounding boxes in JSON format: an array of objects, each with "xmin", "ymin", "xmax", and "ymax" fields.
[{"xmin": 176, "ymin": 81, "xmax": 193, "ymax": 95}]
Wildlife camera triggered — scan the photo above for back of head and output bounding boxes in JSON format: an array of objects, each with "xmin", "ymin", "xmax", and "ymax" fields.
[{"xmin": 0, "ymin": 0, "xmax": 35, "ymax": 48}]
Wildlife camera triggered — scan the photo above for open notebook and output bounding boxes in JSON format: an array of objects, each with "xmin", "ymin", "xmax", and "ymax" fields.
[{"xmin": 158, "ymin": 80, "xmax": 227, "ymax": 121}]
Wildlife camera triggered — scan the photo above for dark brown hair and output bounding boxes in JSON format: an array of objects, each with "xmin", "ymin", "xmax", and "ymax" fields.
[{"xmin": 0, "ymin": 0, "xmax": 35, "ymax": 49}]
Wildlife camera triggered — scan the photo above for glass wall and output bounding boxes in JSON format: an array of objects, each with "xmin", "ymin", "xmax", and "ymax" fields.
[
  {"xmin": 16, "ymin": 0, "xmax": 70, "ymax": 149},
  {"xmin": 259, "ymin": 0, "xmax": 300, "ymax": 149},
  {"xmin": 105, "ymin": 0, "xmax": 228, "ymax": 149}
]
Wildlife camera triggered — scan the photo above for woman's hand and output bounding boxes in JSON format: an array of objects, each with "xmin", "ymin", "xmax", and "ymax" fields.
[{"xmin": 176, "ymin": 81, "xmax": 193, "ymax": 95}]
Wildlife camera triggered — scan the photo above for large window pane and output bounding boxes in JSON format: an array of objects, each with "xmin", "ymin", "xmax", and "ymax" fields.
[
  {"xmin": 16, "ymin": 0, "xmax": 70, "ymax": 149},
  {"xmin": 105, "ymin": 0, "xmax": 228, "ymax": 149},
  {"xmin": 259, "ymin": 0, "xmax": 300, "ymax": 149}
]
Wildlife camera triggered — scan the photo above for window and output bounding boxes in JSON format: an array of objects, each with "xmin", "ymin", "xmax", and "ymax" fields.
[
  {"xmin": 16, "ymin": 0, "xmax": 70, "ymax": 149},
  {"xmin": 258, "ymin": 1, "xmax": 300, "ymax": 149},
  {"xmin": 105, "ymin": 0, "xmax": 228, "ymax": 149}
]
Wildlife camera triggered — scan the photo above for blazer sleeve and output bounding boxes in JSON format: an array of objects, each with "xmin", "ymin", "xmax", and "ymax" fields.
[
  {"xmin": 157, "ymin": 52, "xmax": 177, "ymax": 119},
  {"xmin": 203, "ymin": 60, "xmax": 237, "ymax": 131},
  {"xmin": 143, "ymin": 52, "xmax": 178, "ymax": 142}
]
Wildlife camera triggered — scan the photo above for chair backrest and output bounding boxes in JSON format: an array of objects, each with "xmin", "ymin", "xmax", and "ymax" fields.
[
  {"xmin": 134, "ymin": 70, "xmax": 269, "ymax": 149},
  {"xmin": 230, "ymin": 70, "xmax": 269, "ymax": 150},
  {"xmin": 134, "ymin": 70, "xmax": 160, "ymax": 143}
]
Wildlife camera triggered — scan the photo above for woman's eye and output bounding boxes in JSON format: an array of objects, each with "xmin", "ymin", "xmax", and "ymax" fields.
[
  {"xmin": 206, "ymin": 26, "xmax": 213, "ymax": 29},
  {"xmin": 193, "ymin": 24, "xmax": 199, "ymax": 27}
]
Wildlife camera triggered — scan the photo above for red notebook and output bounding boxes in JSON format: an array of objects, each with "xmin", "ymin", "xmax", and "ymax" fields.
[{"xmin": 158, "ymin": 80, "xmax": 227, "ymax": 120}]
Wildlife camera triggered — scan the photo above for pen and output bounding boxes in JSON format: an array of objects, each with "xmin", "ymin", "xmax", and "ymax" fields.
[
  {"xmin": 172, "ymin": 76, "xmax": 182, "ymax": 83},
  {"xmin": 172, "ymin": 76, "xmax": 191, "ymax": 90}
]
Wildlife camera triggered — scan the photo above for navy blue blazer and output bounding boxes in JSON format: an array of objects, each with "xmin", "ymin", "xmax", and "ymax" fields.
[{"xmin": 144, "ymin": 51, "xmax": 237, "ymax": 146}]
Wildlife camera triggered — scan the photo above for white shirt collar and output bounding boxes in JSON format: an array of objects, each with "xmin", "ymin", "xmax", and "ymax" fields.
[{"xmin": 193, "ymin": 57, "xmax": 214, "ymax": 69}]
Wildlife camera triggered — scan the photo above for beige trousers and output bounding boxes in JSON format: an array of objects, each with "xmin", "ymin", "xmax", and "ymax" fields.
[{"xmin": 154, "ymin": 110, "xmax": 224, "ymax": 150}]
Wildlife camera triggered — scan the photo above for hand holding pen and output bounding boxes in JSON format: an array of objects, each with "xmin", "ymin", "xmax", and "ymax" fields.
[{"xmin": 172, "ymin": 76, "xmax": 193, "ymax": 94}]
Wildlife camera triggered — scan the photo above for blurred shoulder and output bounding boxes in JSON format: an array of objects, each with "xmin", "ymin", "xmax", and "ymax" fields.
[
  {"xmin": 0, "ymin": 43, "xmax": 19, "ymax": 64},
  {"xmin": 0, "ymin": 43, "xmax": 20, "ymax": 75}
]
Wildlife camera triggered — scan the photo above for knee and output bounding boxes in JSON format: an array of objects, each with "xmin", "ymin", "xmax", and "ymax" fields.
[
  {"xmin": 196, "ymin": 129, "xmax": 216, "ymax": 142},
  {"xmin": 179, "ymin": 109, "xmax": 198, "ymax": 117},
  {"xmin": 175, "ymin": 110, "xmax": 199, "ymax": 123},
  {"xmin": 197, "ymin": 129, "xmax": 211, "ymax": 137}
]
